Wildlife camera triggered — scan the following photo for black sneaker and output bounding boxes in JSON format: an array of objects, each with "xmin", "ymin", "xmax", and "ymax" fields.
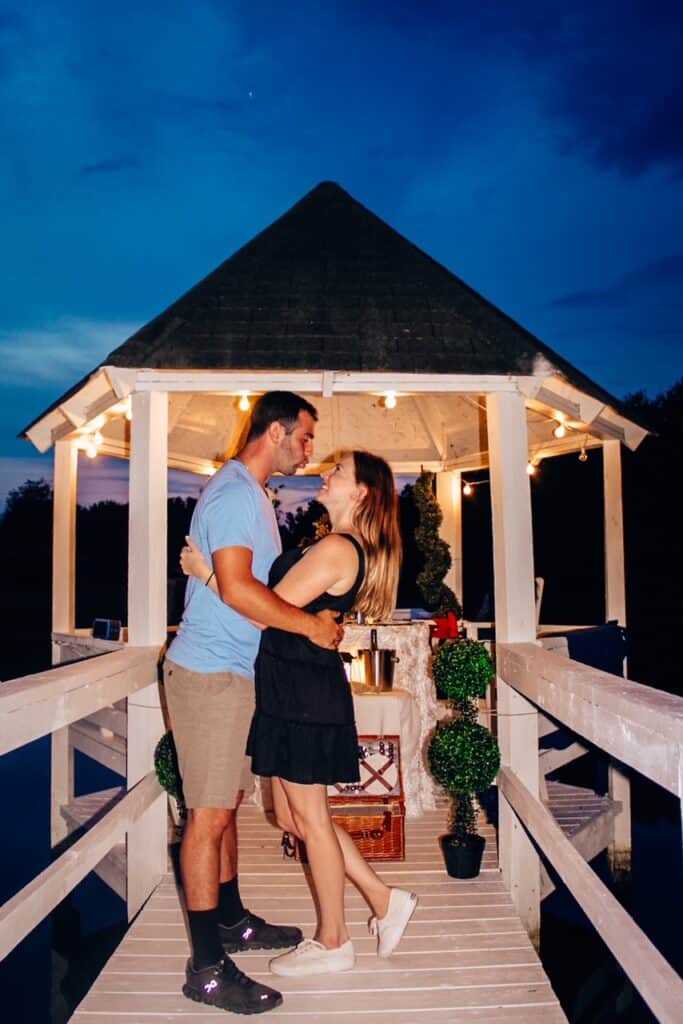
[
  {"xmin": 183, "ymin": 956, "xmax": 283, "ymax": 1015},
  {"xmin": 220, "ymin": 912, "xmax": 303, "ymax": 953}
]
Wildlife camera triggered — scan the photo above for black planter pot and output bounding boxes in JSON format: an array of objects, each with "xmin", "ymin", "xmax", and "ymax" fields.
[{"xmin": 440, "ymin": 833, "xmax": 485, "ymax": 878}]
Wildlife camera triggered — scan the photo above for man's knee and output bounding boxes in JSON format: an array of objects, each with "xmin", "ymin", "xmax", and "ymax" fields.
[{"xmin": 187, "ymin": 806, "xmax": 236, "ymax": 840}]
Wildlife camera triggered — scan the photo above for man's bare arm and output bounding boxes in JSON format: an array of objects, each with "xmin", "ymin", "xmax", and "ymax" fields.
[{"xmin": 213, "ymin": 546, "xmax": 341, "ymax": 650}]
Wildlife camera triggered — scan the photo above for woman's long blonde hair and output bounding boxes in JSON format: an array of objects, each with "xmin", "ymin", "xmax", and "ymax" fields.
[{"xmin": 348, "ymin": 450, "xmax": 402, "ymax": 621}]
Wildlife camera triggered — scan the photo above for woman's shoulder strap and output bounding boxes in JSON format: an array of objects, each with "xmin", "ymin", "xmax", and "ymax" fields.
[{"xmin": 337, "ymin": 533, "xmax": 366, "ymax": 587}]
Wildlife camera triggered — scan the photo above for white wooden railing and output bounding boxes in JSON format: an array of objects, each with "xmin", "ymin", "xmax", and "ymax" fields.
[
  {"xmin": 0, "ymin": 647, "xmax": 163, "ymax": 961},
  {"xmin": 497, "ymin": 642, "xmax": 683, "ymax": 1024}
]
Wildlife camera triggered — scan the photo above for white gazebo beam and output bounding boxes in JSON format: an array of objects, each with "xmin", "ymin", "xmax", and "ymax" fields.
[
  {"xmin": 413, "ymin": 396, "xmax": 447, "ymax": 460},
  {"xmin": 524, "ymin": 383, "xmax": 582, "ymax": 422},
  {"xmin": 104, "ymin": 366, "xmax": 137, "ymax": 399},
  {"xmin": 530, "ymin": 375, "xmax": 640, "ymax": 447},
  {"xmin": 131, "ymin": 368, "xmax": 536, "ymax": 394},
  {"xmin": 51, "ymin": 440, "xmax": 78, "ymax": 640},
  {"xmin": 26, "ymin": 410, "xmax": 70, "ymax": 454},
  {"xmin": 603, "ymin": 440, "xmax": 627, "ymax": 626},
  {"xmin": 50, "ymin": 438, "xmax": 79, "ymax": 846},
  {"xmin": 603, "ymin": 438, "xmax": 631, "ymax": 880},
  {"xmin": 486, "ymin": 390, "xmax": 540, "ymax": 945},
  {"xmin": 126, "ymin": 390, "xmax": 168, "ymax": 919}
]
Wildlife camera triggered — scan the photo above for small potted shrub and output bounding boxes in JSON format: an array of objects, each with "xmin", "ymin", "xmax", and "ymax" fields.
[
  {"xmin": 428, "ymin": 638, "xmax": 500, "ymax": 878},
  {"xmin": 154, "ymin": 731, "xmax": 186, "ymax": 828}
]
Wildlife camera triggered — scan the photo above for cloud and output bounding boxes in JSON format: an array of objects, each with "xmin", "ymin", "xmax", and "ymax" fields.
[
  {"xmin": 373, "ymin": 1, "xmax": 683, "ymax": 179},
  {"xmin": 0, "ymin": 317, "xmax": 140, "ymax": 386},
  {"xmin": 550, "ymin": 251, "xmax": 683, "ymax": 308},
  {"xmin": 512, "ymin": 3, "xmax": 683, "ymax": 177}
]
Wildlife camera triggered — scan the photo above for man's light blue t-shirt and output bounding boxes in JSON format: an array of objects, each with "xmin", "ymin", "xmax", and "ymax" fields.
[{"xmin": 167, "ymin": 459, "xmax": 282, "ymax": 679}]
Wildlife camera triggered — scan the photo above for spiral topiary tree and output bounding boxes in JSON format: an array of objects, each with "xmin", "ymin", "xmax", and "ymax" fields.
[
  {"xmin": 413, "ymin": 470, "xmax": 462, "ymax": 617},
  {"xmin": 428, "ymin": 638, "xmax": 499, "ymax": 848}
]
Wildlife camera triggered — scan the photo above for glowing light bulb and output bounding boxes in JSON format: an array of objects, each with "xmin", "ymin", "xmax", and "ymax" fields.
[
  {"xmin": 91, "ymin": 414, "xmax": 105, "ymax": 431},
  {"xmin": 238, "ymin": 392, "xmax": 250, "ymax": 412},
  {"xmin": 85, "ymin": 441, "xmax": 97, "ymax": 459},
  {"xmin": 553, "ymin": 422, "xmax": 566, "ymax": 439},
  {"xmin": 93, "ymin": 430, "xmax": 103, "ymax": 446},
  {"xmin": 463, "ymin": 481, "xmax": 473, "ymax": 496},
  {"xmin": 579, "ymin": 448, "xmax": 588, "ymax": 463},
  {"xmin": 526, "ymin": 462, "xmax": 537, "ymax": 476},
  {"xmin": 384, "ymin": 391, "xmax": 397, "ymax": 409}
]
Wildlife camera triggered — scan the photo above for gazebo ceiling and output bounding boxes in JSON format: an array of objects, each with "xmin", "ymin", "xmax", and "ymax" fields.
[{"xmin": 22, "ymin": 181, "xmax": 649, "ymax": 468}]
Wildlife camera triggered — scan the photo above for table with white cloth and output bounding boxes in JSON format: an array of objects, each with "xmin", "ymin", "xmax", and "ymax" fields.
[
  {"xmin": 351, "ymin": 689, "xmax": 422, "ymax": 816},
  {"xmin": 341, "ymin": 622, "xmax": 447, "ymax": 816}
]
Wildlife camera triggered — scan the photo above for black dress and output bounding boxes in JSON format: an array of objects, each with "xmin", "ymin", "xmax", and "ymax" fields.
[{"xmin": 246, "ymin": 534, "xmax": 365, "ymax": 785}]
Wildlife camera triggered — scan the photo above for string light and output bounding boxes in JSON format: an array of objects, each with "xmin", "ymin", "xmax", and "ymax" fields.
[
  {"xmin": 462, "ymin": 466, "xmax": 537, "ymax": 497},
  {"xmin": 85, "ymin": 440, "xmax": 98, "ymax": 459},
  {"xmin": 93, "ymin": 430, "xmax": 104, "ymax": 446},
  {"xmin": 383, "ymin": 391, "xmax": 397, "ymax": 409},
  {"xmin": 553, "ymin": 421, "xmax": 567, "ymax": 439},
  {"xmin": 238, "ymin": 392, "xmax": 251, "ymax": 412}
]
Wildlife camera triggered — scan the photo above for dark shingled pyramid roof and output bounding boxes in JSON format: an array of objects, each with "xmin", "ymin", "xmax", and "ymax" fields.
[{"xmin": 100, "ymin": 181, "xmax": 619, "ymax": 409}]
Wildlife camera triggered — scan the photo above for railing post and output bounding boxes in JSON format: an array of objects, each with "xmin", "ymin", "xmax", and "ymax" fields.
[
  {"xmin": 51, "ymin": 439, "xmax": 78, "ymax": 846},
  {"xmin": 126, "ymin": 390, "xmax": 168, "ymax": 919},
  {"xmin": 486, "ymin": 391, "xmax": 540, "ymax": 946},
  {"xmin": 603, "ymin": 439, "xmax": 631, "ymax": 881}
]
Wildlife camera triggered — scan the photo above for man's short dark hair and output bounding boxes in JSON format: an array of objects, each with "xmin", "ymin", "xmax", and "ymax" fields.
[{"xmin": 246, "ymin": 391, "xmax": 318, "ymax": 442}]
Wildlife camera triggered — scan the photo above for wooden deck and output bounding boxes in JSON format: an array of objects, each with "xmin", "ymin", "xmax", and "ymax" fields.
[{"xmin": 71, "ymin": 806, "xmax": 566, "ymax": 1023}]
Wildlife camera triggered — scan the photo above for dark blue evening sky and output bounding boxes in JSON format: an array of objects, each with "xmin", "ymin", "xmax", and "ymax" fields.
[{"xmin": 1, "ymin": 0, "xmax": 682, "ymax": 507}]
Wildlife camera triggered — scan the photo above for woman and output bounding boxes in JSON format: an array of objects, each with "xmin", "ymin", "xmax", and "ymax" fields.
[{"xmin": 180, "ymin": 450, "xmax": 417, "ymax": 977}]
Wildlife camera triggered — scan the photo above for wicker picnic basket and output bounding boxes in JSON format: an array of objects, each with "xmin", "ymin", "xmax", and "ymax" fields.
[{"xmin": 293, "ymin": 735, "xmax": 405, "ymax": 862}]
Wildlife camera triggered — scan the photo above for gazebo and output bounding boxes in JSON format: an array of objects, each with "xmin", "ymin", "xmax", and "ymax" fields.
[{"xmin": 22, "ymin": 180, "xmax": 649, "ymax": 939}]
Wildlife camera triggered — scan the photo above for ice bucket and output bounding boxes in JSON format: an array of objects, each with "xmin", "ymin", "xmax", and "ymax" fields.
[{"xmin": 356, "ymin": 648, "xmax": 398, "ymax": 691}]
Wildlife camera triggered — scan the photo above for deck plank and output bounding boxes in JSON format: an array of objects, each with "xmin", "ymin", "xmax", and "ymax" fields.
[{"xmin": 70, "ymin": 807, "xmax": 566, "ymax": 1023}]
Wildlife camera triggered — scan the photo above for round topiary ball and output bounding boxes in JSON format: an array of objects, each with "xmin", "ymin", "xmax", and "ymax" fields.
[
  {"xmin": 433, "ymin": 638, "xmax": 494, "ymax": 703},
  {"xmin": 154, "ymin": 731, "xmax": 183, "ymax": 802},
  {"xmin": 428, "ymin": 719, "xmax": 500, "ymax": 795}
]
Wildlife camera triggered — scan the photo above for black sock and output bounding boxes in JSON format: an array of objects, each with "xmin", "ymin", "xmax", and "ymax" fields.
[
  {"xmin": 219, "ymin": 877, "xmax": 247, "ymax": 927},
  {"xmin": 187, "ymin": 907, "xmax": 223, "ymax": 969}
]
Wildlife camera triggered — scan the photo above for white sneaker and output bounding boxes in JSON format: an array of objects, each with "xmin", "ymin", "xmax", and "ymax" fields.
[
  {"xmin": 369, "ymin": 888, "xmax": 418, "ymax": 957},
  {"xmin": 269, "ymin": 938, "xmax": 355, "ymax": 976}
]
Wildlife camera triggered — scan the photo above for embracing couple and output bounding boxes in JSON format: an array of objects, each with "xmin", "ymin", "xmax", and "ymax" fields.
[{"xmin": 164, "ymin": 391, "xmax": 417, "ymax": 1015}]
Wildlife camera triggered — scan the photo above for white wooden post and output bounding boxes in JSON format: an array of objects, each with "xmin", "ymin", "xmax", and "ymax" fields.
[
  {"xmin": 126, "ymin": 390, "xmax": 168, "ymax": 919},
  {"xmin": 51, "ymin": 439, "xmax": 78, "ymax": 846},
  {"xmin": 603, "ymin": 438, "xmax": 631, "ymax": 881},
  {"xmin": 51, "ymin": 439, "xmax": 78, "ymax": 641},
  {"xmin": 436, "ymin": 469, "xmax": 463, "ymax": 605},
  {"xmin": 486, "ymin": 391, "xmax": 540, "ymax": 945}
]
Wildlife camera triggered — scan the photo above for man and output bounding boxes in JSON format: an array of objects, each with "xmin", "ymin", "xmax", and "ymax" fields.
[{"xmin": 164, "ymin": 391, "xmax": 342, "ymax": 1014}]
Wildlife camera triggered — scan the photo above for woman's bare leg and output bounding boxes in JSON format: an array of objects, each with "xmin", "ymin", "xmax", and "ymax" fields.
[
  {"xmin": 271, "ymin": 777, "xmax": 299, "ymax": 837},
  {"xmin": 273, "ymin": 776, "xmax": 390, "ymax": 919},
  {"xmin": 331, "ymin": 823, "xmax": 390, "ymax": 919},
  {"xmin": 279, "ymin": 779, "xmax": 348, "ymax": 949}
]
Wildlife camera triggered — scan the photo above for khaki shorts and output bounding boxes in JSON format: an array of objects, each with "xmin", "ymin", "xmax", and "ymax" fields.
[{"xmin": 163, "ymin": 659, "xmax": 255, "ymax": 809}]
